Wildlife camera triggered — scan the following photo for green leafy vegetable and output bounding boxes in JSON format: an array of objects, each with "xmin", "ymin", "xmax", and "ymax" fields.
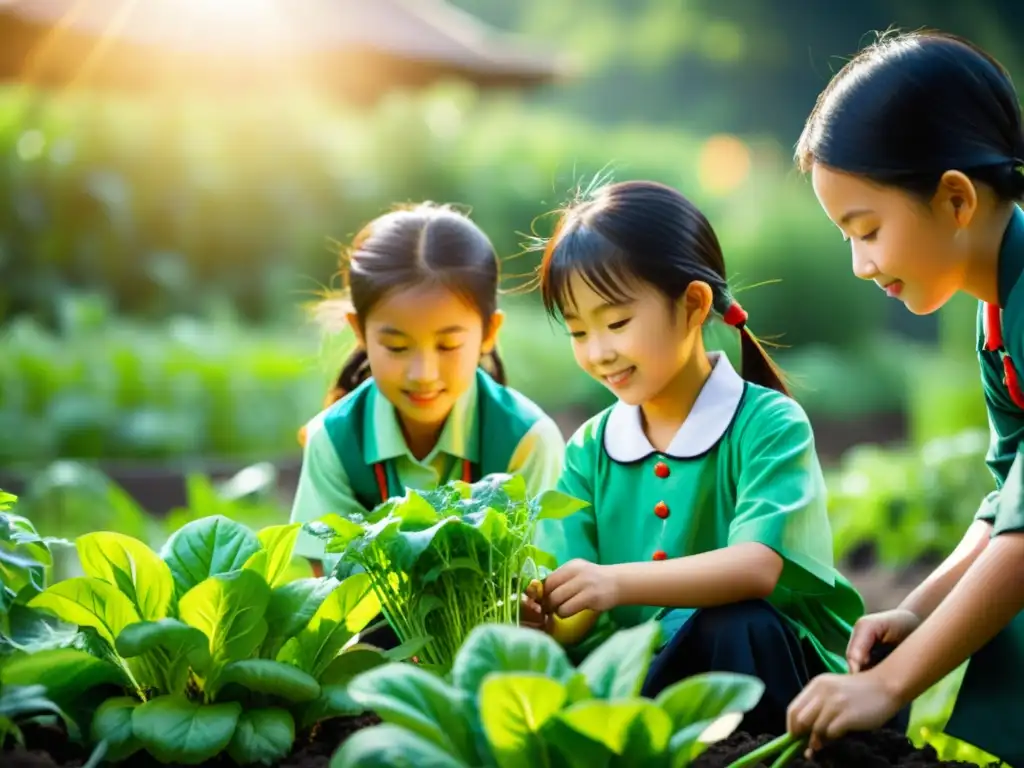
[
  {"xmin": 131, "ymin": 695, "xmax": 241, "ymax": 764},
  {"xmin": 179, "ymin": 569, "xmax": 271, "ymax": 676},
  {"xmin": 227, "ymin": 708, "xmax": 295, "ymax": 766},
  {"xmin": 308, "ymin": 474, "xmax": 586, "ymax": 671},
  {"xmin": 161, "ymin": 515, "xmax": 262, "ymax": 598},
  {"xmin": 332, "ymin": 621, "xmax": 766, "ymax": 768},
  {"xmin": 76, "ymin": 532, "xmax": 174, "ymax": 622},
  {"xmin": 4, "ymin": 515, "xmax": 384, "ymax": 764},
  {"xmin": 90, "ymin": 697, "xmax": 142, "ymax": 762}
]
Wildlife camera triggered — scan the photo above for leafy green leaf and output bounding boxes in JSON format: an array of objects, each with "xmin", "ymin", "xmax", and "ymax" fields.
[
  {"xmin": 347, "ymin": 663, "xmax": 478, "ymax": 761},
  {"xmin": 297, "ymin": 684, "xmax": 365, "ymax": 729},
  {"xmin": 215, "ymin": 659, "xmax": 320, "ymax": 702},
  {"xmin": 76, "ymin": 532, "xmax": 174, "ymax": 621},
  {"xmin": 451, "ymin": 624, "xmax": 574, "ymax": 695},
  {"xmin": 319, "ymin": 648, "xmax": 388, "ymax": 685},
  {"xmin": 261, "ymin": 578, "xmax": 339, "ymax": 660},
  {"xmin": 276, "ymin": 573, "xmax": 380, "ymax": 677},
  {"xmin": 1, "ymin": 648, "xmax": 126, "ymax": 707},
  {"xmin": 178, "ymin": 570, "xmax": 271, "ymax": 675},
  {"xmin": 227, "ymin": 708, "xmax": 295, "ymax": 766},
  {"xmin": 390, "ymin": 492, "xmax": 442, "ymax": 528},
  {"xmin": 161, "ymin": 515, "xmax": 261, "ymax": 598},
  {"xmin": 330, "ymin": 723, "xmax": 469, "ymax": 768},
  {"xmin": 131, "ymin": 695, "xmax": 241, "ymax": 764},
  {"xmin": 554, "ymin": 698, "xmax": 672, "ymax": 757},
  {"xmin": 304, "ymin": 514, "xmax": 364, "ymax": 551},
  {"xmin": 655, "ymin": 671, "xmax": 765, "ymax": 731},
  {"xmin": 115, "ymin": 618, "xmax": 212, "ymax": 690},
  {"xmin": 531, "ymin": 490, "xmax": 590, "ymax": 521},
  {"xmin": 90, "ymin": 697, "xmax": 141, "ymax": 762},
  {"xmin": 380, "ymin": 636, "xmax": 429, "ymax": 662},
  {"xmin": 655, "ymin": 672, "xmax": 765, "ymax": 765},
  {"xmin": 578, "ymin": 621, "xmax": 661, "ymax": 699},
  {"xmin": 479, "ymin": 674, "xmax": 567, "ymax": 768},
  {"xmin": 2, "ymin": 603, "xmax": 79, "ymax": 654},
  {"xmin": 242, "ymin": 550, "xmax": 269, "ymax": 578},
  {"xmin": 27, "ymin": 577, "xmax": 141, "ymax": 646}
]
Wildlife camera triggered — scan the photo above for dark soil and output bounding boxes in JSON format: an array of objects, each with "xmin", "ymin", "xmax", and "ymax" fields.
[
  {"xmin": 692, "ymin": 730, "xmax": 1001, "ymax": 768},
  {"xmin": 1, "ymin": 714, "xmax": 382, "ymax": 768}
]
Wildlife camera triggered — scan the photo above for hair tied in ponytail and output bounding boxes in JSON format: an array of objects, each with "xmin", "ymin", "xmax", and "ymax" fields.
[{"xmin": 722, "ymin": 301, "xmax": 748, "ymax": 329}]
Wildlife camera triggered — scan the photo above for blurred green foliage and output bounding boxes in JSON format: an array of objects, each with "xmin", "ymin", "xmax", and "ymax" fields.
[
  {"xmin": 0, "ymin": 296, "xmax": 919, "ymax": 466},
  {"xmin": 826, "ymin": 430, "xmax": 993, "ymax": 567},
  {"xmin": 0, "ymin": 85, "xmax": 889, "ymax": 354}
]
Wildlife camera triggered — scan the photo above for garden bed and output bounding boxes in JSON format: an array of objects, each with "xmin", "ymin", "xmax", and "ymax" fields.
[
  {"xmin": 692, "ymin": 729, "xmax": 994, "ymax": 767},
  {"xmin": 4, "ymin": 721, "xmax": 994, "ymax": 768},
  {"xmin": 3, "ymin": 714, "xmax": 382, "ymax": 768}
]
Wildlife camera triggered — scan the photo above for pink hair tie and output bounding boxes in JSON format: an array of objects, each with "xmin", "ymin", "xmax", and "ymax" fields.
[{"xmin": 723, "ymin": 302, "xmax": 748, "ymax": 329}]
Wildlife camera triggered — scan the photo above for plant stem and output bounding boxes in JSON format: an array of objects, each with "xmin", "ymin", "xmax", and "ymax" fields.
[
  {"xmin": 726, "ymin": 733, "xmax": 802, "ymax": 768},
  {"xmin": 769, "ymin": 739, "xmax": 804, "ymax": 768}
]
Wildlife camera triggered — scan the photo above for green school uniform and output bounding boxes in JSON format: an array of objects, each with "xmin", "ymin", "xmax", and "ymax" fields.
[
  {"xmin": 534, "ymin": 352, "xmax": 865, "ymax": 673},
  {"xmin": 290, "ymin": 369, "xmax": 566, "ymax": 564},
  {"xmin": 945, "ymin": 205, "xmax": 1024, "ymax": 765}
]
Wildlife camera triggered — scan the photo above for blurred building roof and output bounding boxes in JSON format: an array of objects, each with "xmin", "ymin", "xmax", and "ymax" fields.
[{"xmin": 0, "ymin": 0, "xmax": 569, "ymax": 100}]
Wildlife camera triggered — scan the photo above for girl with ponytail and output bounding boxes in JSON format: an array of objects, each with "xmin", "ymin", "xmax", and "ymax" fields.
[
  {"xmin": 524, "ymin": 179, "xmax": 864, "ymax": 738},
  {"xmin": 291, "ymin": 202, "xmax": 565, "ymax": 584},
  {"xmin": 785, "ymin": 30, "xmax": 1024, "ymax": 763}
]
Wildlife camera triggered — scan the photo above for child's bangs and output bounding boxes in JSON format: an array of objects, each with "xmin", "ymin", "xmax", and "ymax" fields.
[{"xmin": 542, "ymin": 225, "xmax": 640, "ymax": 319}]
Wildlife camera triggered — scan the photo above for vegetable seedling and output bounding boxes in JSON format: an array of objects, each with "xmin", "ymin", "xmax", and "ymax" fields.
[{"xmin": 726, "ymin": 732, "xmax": 807, "ymax": 767}]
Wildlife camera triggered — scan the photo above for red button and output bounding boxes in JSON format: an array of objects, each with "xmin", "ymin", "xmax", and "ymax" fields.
[
  {"xmin": 654, "ymin": 501, "xmax": 669, "ymax": 519},
  {"xmin": 654, "ymin": 462, "xmax": 670, "ymax": 478},
  {"xmin": 652, "ymin": 550, "xmax": 667, "ymax": 561}
]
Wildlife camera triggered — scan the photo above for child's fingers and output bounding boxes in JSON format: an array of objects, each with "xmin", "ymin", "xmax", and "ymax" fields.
[{"xmin": 521, "ymin": 595, "xmax": 543, "ymax": 615}]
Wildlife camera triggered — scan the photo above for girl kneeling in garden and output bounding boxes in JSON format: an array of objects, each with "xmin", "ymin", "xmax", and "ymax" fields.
[
  {"xmin": 786, "ymin": 30, "xmax": 1024, "ymax": 765},
  {"xmin": 290, "ymin": 202, "xmax": 566, "ymax": 644},
  {"xmin": 525, "ymin": 179, "xmax": 867, "ymax": 738}
]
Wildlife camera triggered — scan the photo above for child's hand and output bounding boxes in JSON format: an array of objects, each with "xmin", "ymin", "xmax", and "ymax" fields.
[
  {"xmin": 542, "ymin": 559, "xmax": 619, "ymax": 616},
  {"xmin": 520, "ymin": 579, "xmax": 548, "ymax": 631},
  {"xmin": 846, "ymin": 608, "xmax": 920, "ymax": 672},
  {"xmin": 787, "ymin": 670, "xmax": 904, "ymax": 757}
]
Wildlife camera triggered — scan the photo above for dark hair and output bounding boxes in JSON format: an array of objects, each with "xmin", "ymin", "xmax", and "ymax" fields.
[
  {"xmin": 796, "ymin": 29, "xmax": 1024, "ymax": 201},
  {"xmin": 319, "ymin": 202, "xmax": 506, "ymax": 405},
  {"xmin": 538, "ymin": 180, "xmax": 788, "ymax": 394}
]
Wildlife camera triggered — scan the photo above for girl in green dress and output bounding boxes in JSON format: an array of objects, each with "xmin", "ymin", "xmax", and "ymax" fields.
[
  {"xmin": 525, "ymin": 179, "xmax": 865, "ymax": 737},
  {"xmin": 289, "ymin": 203, "xmax": 566, "ymax": 646},
  {"xmin": 785, "ymin": 30, "xmax": 1024, "ymax": 764}
]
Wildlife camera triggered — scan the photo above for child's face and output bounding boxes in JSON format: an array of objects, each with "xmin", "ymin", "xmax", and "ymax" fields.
[
  {"xmin": 351, "ymin": 284, "xmax": 501, "ymax": 431},
  {"xmin": 561, "ymin": 273, "xmax": 701, "ymax": 406},
  {"xmin": 811, "ymin": 163, "xmax": 968, "ymax": 315}
]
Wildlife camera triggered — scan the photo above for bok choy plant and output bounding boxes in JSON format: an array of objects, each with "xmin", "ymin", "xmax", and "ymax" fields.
[
  {"xmin": 330, "ymin": 621, "xmax": 767, "ymax": 768},
  {"xmin": 1, "ymin": 515, "xmax": 385, "ymax": 765},
  {"xmin": 306, "ymin": 473, "xmax": 588, "ymax": 672}
]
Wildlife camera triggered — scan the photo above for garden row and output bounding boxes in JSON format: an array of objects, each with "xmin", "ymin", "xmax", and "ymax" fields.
[
  {"xmin": 1, "ymin": 302, "xmax": 948, "ymax": 472},
  {"xmin": 0, "ymin": 474, "xmax": 1001, "ymax": 767}
]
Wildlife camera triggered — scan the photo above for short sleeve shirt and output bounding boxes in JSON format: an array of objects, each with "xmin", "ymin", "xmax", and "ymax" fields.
[
  {"xmin": 535, "ymin": 352, "xmax": 864, "ymax": 673},
  {"xmin": 290, "ymin": 375, "xmax": 566, "ymax": 561}
]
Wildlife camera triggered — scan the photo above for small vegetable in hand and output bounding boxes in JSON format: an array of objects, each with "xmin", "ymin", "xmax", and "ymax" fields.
[{"xmin": 528, "ymin": 578, "xmax": 598, "ymax": 645}]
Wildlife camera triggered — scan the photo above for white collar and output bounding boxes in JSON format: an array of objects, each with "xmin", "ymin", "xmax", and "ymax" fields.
[{"xmin": 603, "ymin": 352, "xmax": 746, "ymax": 463}]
